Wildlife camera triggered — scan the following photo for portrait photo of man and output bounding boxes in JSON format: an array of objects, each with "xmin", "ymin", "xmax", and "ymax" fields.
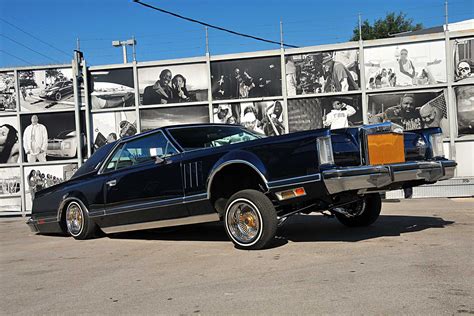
[{"xmin": 22, "ymin": 115, "xmax": 48, "ymax": 163}]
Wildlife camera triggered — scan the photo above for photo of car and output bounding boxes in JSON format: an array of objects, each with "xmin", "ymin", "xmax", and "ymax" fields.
[
  {"xmin": 46, "ymin": 130, "xmax": 85, "ymax": 158},
  {"xmin": 39, "ymin": 81, "xmax": 73, "ymax": 101},
  {"xmin": 27, "ymin": 122, "xmax": 456, "ymax": 250}
]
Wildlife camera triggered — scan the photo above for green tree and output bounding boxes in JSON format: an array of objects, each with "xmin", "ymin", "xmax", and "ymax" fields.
[{"xmin": 351, "ymin": 12, "xmax": 423, "ymax": 41}]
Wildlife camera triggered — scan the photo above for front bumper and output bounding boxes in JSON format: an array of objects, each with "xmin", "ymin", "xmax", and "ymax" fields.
[
  {"xmin": 26, "ymin": 217, "xmax": 63, "ymax": 234},
  {"xmin": 322, "ymin": 160, "xmax": 456, "ymax": 194}
]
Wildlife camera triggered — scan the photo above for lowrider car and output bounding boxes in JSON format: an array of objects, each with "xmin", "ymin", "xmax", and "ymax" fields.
[{"xmin": 27, "ymin": 123, "xmax": 456, "ymax": 250}]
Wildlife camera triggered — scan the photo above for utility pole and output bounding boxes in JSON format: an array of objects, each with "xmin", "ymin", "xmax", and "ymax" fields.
[
  {"xmin": 205, "ymin": 27, "xmax": 209, "ymax": 55},
  {"xmin": 280, "ymin": 20, "xmax": 284, "ymax": 49},
  {"xmin": 112, "ymin": 38, "xmax": 137, "ymax": 64},
  {"xmin": 358, "ymin": 13, "xmax": 362, "ymax": 41}
]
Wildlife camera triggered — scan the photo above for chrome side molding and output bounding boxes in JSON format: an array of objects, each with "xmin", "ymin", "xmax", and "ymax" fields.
[{"xmin": 101, "ymin": 213, "xmax": 220, "ymax": 234}]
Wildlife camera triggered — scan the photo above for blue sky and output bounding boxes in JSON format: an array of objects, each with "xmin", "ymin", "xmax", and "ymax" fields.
[{"xmin": 0, "ymin": 0, "xmax": 473, "ymax": 68}]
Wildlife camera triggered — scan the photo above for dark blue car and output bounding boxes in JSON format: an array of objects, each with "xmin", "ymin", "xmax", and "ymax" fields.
[{"xmin": 27, "ymin": 123, "xmax": 456, "ymax": 250}]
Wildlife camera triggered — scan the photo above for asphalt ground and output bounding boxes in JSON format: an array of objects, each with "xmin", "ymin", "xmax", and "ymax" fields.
[{"xmin": 1, "ymin": 198, "xmax": 473, "ymax": 315}]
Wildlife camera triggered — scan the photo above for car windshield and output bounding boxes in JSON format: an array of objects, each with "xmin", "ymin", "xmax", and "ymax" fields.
[{"xmin": 168, "ymin": 125, "xmax": 263, "ymax": 151}]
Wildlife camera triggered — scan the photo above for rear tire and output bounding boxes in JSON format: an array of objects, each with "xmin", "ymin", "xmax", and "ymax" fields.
[
  {"xmin": 224, "ymin": 189, "xmax": 277, "ymax": 250},
  {"xmin": 65, "ymin": 201, "xmax": 97, "ymax": 240},
  {"xmin": 335, "ymin": 194, "xmax": 382, "ymax": 227}
]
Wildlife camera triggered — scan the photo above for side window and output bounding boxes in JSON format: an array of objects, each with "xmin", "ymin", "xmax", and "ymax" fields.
[
  {"xmin": 104, "ymin": 132, "xmax": 178, "ymax": 172},
  {"xmin": 103, "ymin": 144, "xmax": 124, "ymax": 172}
]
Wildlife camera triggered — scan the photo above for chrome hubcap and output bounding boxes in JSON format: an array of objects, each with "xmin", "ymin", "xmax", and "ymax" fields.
[
  {"xmin": 66, "ymin": 203, "xmax": 83, "ymax": 236},
  {"xmin": 227, "ymin": 201, "xmax": 260, "ymax": 244}
]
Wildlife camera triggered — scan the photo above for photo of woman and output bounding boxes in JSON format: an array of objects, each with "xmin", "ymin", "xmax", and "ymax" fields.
[
  {"xmin": 172, "ymin": 74, "xmax": 191, "ymax": 103},
  {"xmin": 0, "ymin": 117, "xmax": 20, "ymax": 164}
]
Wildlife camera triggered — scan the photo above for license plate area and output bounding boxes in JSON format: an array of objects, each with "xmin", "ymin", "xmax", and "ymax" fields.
[{"xmin": 367, "ymin": 133, "xmax": 405, "ymax": 165}]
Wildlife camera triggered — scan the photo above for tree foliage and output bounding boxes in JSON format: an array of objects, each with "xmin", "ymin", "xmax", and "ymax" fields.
[{"xmin": 351, "ymin": 12, "xmax": 423, "ymax": 41}]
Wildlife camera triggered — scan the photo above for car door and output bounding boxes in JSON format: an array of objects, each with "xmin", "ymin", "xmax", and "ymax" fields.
[{"xmin": 100, "ymin": 131, "xmax": 187, "ymax": 228}]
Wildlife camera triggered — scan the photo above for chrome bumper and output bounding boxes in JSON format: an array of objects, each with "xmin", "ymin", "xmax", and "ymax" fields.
[{"xmin": 322, "ymin": 160, "xmax": 456, "ymax": 194}]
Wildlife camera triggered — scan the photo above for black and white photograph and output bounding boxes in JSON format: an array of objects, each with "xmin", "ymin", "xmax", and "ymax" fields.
[
  {"xmin": 211, "ymin": 56, "xmax": 281, "ymax": 100},
  {"xmin": 18, "ymin": 68, "xmax": 76, "ymax": 111},
  {"xmin": 455, "ymin": 85, "xmax": 474, "ymax": 137},
  {"xmin": 24, "ymin": 163, "xmax": 77, "ymax": 211},
  {"xmin": 0, "ymin": 197, "xmax": 21, "ymax": 215},
  {"xmin": 140, "ymin": 105, "xmax": 209, "ymax": 131},
  {"xmin": 92, "ymin": 111, "xmax": 137, "ymax": 150},
  {"xmin": 20, "ymin": 112, "xmax": 85, "ymax": 163},
  {"xmin": 286, "ymin": 49, "xmax": 360, "ymax": 96},
  {"xmin": 90, "ymin": 68, "xmax": 135, "ymax": 110},
  {"xmin": 0, "ymin": 116, "xmax": 20, "ymax": 164},
  {"xmin": 288, "ymin": 95, "xmax": 363, "ymax": 132},
  {"xmin": 364, "ymin": 41, "xmax": 446, "ymax": 90},
  {"xmin": 0, "ymin": 167, "xmax": 21, "ymax": 197},
  {"xmin": 453, "ymin": 38, "xmax": 474, "ymax": 83},
  {"xmin": 0, "ymin": 72, "xmax": 17, "ymax": 112},
  {"xmin": 213, "ymin": 100, "xmax": 286, "ymax": 136},
  {"xmin": 138, "ymin": 63, "xmax": 208, "ymax": 105},
  {"xmin": 367, "ymin": 90, "xmax": 449, "ymax": 136}
]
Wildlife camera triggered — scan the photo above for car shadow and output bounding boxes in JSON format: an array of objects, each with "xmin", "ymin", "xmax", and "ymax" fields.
[{"xmin": 107, "ymin": 214, "xmax": 454, "ymax": 247}]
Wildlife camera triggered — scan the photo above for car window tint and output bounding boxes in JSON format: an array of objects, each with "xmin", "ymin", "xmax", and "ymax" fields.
[
  {"xmin": 168, "ymin": 126, "xmax": 263, "ymax": 151},
  {"xmin": 114, "ymin": 132, "xmax": 178, "ymax": 171},
  {"xmin": 104, "ymin": 144, "xmax": 124, "ymax": 172}
]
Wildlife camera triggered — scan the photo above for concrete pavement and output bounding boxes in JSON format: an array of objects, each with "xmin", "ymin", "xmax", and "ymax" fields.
[{"xmin": 1, "ymin": 198, "xmax": 473, "ymax": 315}]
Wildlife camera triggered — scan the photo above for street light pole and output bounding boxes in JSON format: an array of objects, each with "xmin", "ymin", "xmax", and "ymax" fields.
[{"xmin": 112, "ymin": 38, "xmax": 137, "ymax": 64}]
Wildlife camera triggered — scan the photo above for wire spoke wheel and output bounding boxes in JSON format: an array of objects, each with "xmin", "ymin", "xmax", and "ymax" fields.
[
  {"xmin": 227, "ymin": 201, "xmax": 261, "ymax": 244},
  {"xmin": 66, "ymin": 202, "xmax": 84, "ymax": 236},
  {"xmin": 335, "ymin": 194, "xmax": 382, "ymax": 227}
]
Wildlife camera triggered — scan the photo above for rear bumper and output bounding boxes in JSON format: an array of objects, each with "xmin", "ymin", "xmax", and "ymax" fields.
[{"xmin": 322, "ymin": 160, "xmax": 456, "ymax": 194}]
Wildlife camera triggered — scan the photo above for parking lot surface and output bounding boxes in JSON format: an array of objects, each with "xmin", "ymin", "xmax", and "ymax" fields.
[{"xmin": 1, "ymin": 198, "xmax": 473, "ymax": 315}]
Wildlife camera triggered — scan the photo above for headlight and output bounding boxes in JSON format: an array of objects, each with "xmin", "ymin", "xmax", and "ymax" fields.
[
  {"xmin": 429, "ymin": 133, "xmax": 444, "ymax": 158},
  {"xmin": 63, "ymin": 142, "xmax": 71, "ymax": 150},
  {"xmin": 317, "ymin": 136, "xmax": 334, "ymax": 166}
]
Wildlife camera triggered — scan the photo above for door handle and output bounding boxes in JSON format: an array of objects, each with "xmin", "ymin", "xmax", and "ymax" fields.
[{"xmin": 106, "ymin": 180, "xmax": 116, "ymax": 187}]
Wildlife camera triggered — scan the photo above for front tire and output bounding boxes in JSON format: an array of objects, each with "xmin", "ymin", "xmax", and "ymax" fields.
[
  {"xmin": 54, "ymin": 92, "xmax": 62, "ymax": 101},
  {"xmin": 335, "ymin": 194, "xmax": 382, "ymax": 227},
  {"xmin": 224, "ymin": 189, "xmax": 277, "ymax": 250},
  {"xmin": 65, "ymin": 201, "xmax": 96, "ymax": 240}
]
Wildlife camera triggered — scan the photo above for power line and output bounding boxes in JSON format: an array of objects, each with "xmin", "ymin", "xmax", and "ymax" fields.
[
  {"xmin": 132, "ymin": 0, "xmax": 299, "ymax": 48},
  {"xmin": 0, "ymin": 17, "xmax": 71, "ymax": 57},
  {"xmin": 0, "ymin": 49, "xmax": 34, "ymax": 65},
  {"xmin": 0, "ymin": 33, "xmax": 61, "ymax": 64}
]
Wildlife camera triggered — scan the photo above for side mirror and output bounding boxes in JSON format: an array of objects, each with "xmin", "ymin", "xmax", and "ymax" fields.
[{"xmin": 154, "ymin": 156, "xmax": 165, "ymax": 165}]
